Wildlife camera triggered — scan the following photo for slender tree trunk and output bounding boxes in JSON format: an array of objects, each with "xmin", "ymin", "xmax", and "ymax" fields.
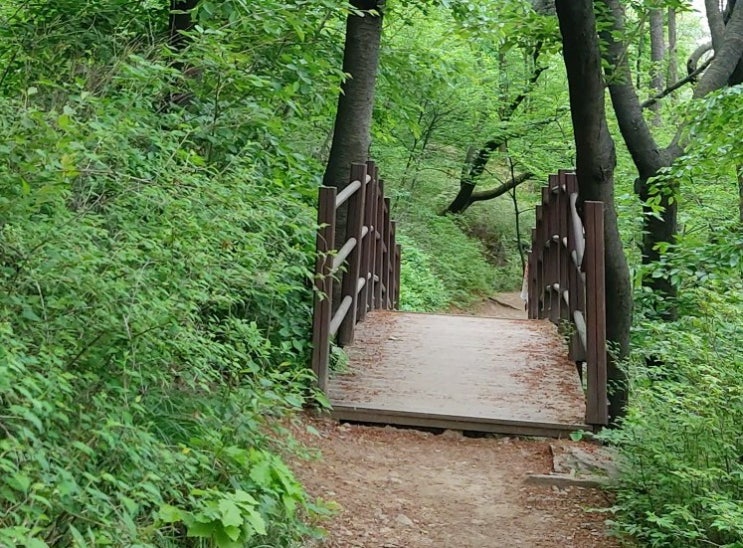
[
  {"xmin": 667, "ymin": 8, "xmax": 677, "ymax": 86},
  {"xmin": 555, "ymin": 0, "xmax": 632, "ymax": 423},
  {"xmin": 649, "ymin": 9, "xmax": 665, "ymax": 121},
  {"xmin": 323, "ymin": 0, "xmax": 384, "ymax": 238},
  {"xmin": 738, "ymin": 166, "xmax": 743, "ymax": 225}
]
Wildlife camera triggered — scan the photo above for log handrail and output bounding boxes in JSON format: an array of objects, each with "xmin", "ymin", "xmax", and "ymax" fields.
[
  {"xmin": 311, "ymin": 161, "xmax": 401, "ymax": 391},
  {"xmin": 527, "ymin": 171, "xmax": 608, "ymax": 426}
]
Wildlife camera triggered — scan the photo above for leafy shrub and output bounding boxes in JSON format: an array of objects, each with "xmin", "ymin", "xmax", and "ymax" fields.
[
  {"xmin": 396, "ymin": 235, "xmax": 450, "ymax": 312},
  {"xmin": 0, "ymin": 23, "xmax": 332, "ymax": 543},
  {"xmin": 604, "ymin": 287, "xmax": 743, "ymax": 547}
]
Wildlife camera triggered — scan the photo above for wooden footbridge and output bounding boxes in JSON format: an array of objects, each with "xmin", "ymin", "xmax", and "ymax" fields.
[{"xmin": 311, "ymin": 164, "xmax": 608, "ymax": 437}]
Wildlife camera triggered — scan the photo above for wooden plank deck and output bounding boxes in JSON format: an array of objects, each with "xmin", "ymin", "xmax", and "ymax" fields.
[{"xmin": 327, "ymin": 311, "xmax": 588, "ymax": 437}]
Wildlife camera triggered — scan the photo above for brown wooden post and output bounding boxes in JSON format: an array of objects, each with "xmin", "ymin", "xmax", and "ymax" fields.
[
  {"xmin": 565, "ymin": 174, "xmax": 584, "ymax": 362},
  {"xmin": 311, "ymin": 187, "xmax": 337, "ymax": 391},
  {"xmin": 584, "ymin": 201, "xmax": 608, "ymax": 426},
  {"xmin": 366, "ymin": 162, "xmax": 378, "ymax": 313},
  {"xmin": 548, "ymin": 175, "xmax": 561, "ymax": 324},
  {"xmin": 394, "ymin": 244, "xmax": 401, "ymax": 308},
  {"xmin": 357, "ymin": 170, "xmax": 374, "ymax": 323},
  {"xmin": 541, "ymin": 187, "xmax": 552, "ymax": 320},
  {"xmin": 535, "ymin": 205, "xmax": 545, "ymax": 319},
  {"xmin": 558, "ymin": 172, "xmax": 571, "ymax": 324},
  {"xmin": 386, "ymin": 217, "xmax": 396, "ymax": 309},
  {"xmin": 528, "ymin": 230, "xmax": 538, "ymax": 319},
  {"xmin": 373, "ymin": 178, "xmax": 385, "ymax": 309},
  {"xmin": 337, "ymin": 163, "xmax": 367, "ymax": 346}
]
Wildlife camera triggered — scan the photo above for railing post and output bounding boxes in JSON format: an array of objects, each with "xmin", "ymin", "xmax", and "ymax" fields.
[
  {"xmin": 564, "ymin": 173, "xmax": 584, "ymax": 363},
  {"xmin": 366, "ymin": 161, "xmax": 378, "ymax": 313},
  {"xmin": 535, "ymin": 204, "xmax": 545, "ymax": 319},
  {"xmin": 385, "ymin": 216, "xmax": 395, "ymax": 309},
  {"xmin": 337, "ymin": 163, "xmax": 367, "ymax": 346},
  {"xmin": 528, "ymin": 230, "xmax": 538, "ymax": 319},
  {"xmin": 541, "ymin": 187, "xmax": 551, "ymax": 319},
  {"xmin": 584, "ymin": 201, "xmax": 608, "ymax": 426},
  {"xmin": 373, "ymin": 178, "xmax": 385, "ymax": 310},
  {"xmin": 311, "ymin": 186, "xmax": 337, "ymax": 391},
  {"xmin": 548, "ymin": 175, "xmax": 561, "ymax": 324},
  {"xmin": 394, "ymin": 244, "xmax": 401, "ymax": 309},
  {"xmin": 357, "ymin": 169, "xmax": 374, "ymax": 323}
]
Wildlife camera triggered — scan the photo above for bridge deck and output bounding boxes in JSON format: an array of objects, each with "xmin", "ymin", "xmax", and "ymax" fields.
[{"xmin": 327, "ymin": 311, "xmax": 588, "ymax": 437}]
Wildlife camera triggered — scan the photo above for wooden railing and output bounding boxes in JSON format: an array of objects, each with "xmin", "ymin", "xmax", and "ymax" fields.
[
  {"xmin": 527, "ymin": 171, "xmax": 608, "ymax": 426},
  {"xmin": 311, "ymin": 161, "xmax": 401, "ymax": 391}
]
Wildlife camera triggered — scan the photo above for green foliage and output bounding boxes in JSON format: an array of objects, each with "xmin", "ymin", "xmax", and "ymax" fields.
[
  {"xmin": 603, "ymin": 289, "xmax": 743, "ymax": 547},
  {"xmin": 0, "ymin": 1, "xmax": 348, "ymax": 544},
  {"xmin": 397, "ymin": 235, "xmax": 450, "ymax": 311}
]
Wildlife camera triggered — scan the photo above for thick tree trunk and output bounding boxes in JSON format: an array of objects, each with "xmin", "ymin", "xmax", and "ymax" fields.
[
  {"xmin": 598, "ymin": 0, "xmax": 679, "ymax": 315},
  {"xmin": 323, "ymin": 1, "xmax": 384, "ymax": 243},
  {"xmin": 694, "ymin": 0, "xmax": 743, "ymax": 98},
  {"xmin": 555, "ymin": 0, "xmax": 632, "ymax": 424},
  {"xmin": 323, "ymin": 1, "xmax": 384, "ymax": 192},
  {"xmin": 705, "ymin": 0, "xmax": 726, "ymax": 52},
  {"xmin": 667, "ymin": 8, "xmax": 677, "ymax": 86}
]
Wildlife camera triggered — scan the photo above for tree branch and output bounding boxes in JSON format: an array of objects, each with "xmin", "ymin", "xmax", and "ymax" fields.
[
  {"xmin": 642, "ymin": 57, "xmax": 713, "ymax": 109},
  {"xmin": 469, "ymin": 172, "xmax": 534, "ymax": 203}
]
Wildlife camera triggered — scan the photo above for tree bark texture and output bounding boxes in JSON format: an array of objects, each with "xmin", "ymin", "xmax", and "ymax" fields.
[
  {"xmin": 598, "ymin": 0, "xmax": 679, "ymax": 309},
  {"xmin": 649, "ymin": 9, "xmax": 665, "ymax": 118},
  {"xmin": 555, "ymin": 0, "xmax": 632, "ymax": 423},
  {"xmin": 667, "ymin": 8, "xmax": 677, "ymax": 86},
  {"xmin": 694, "ymin": 0, "xmax": 743, "ymax": 98},
  {"xmin": 323, "ymin": 1, "xmax": 384, "ymax": 192}
]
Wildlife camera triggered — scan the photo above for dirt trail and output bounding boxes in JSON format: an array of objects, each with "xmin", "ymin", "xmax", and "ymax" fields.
[{"xmin": 294, "ymin": 293, "xmax": 618, "ymax": 548}]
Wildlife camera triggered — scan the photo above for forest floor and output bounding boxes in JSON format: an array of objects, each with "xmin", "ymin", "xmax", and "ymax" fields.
[{"xmin": 292, "ymin": 293, "xmax": 620, "ymax": 548}]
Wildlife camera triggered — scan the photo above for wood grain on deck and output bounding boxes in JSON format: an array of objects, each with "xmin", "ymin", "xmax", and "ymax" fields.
[{"xmin": 328, "ymin": 311, "xmax": 587, "ymax": 436}]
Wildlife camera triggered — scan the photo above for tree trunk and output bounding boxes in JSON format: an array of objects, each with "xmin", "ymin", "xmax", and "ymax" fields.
[
  {"xmin": 694, "ymin": 0, "xmax": 743, "ymax": 98},
  {"xmin": 667, "ymin": 8, "xmax": 677, "ymax": 86},
  {"xmin": 323, "ymin": 1, "xmax": 384, "ymax": 241},
  {"xmin": 555, "ymin": 0, "xmax": 632, "ymax": 424},
  {"xmin": 169, "ymin": 0, "xmax": 199, "ymax": 51},
  {"xmin": 323, "ymin": 1, "xmax": 384, "ymax": 192},
  {"xmin": 598, "ymin": 0, "xmax": 679, "ymax": 315},
  {"xmin": 705, "ymin": 0, "xmax": 726, "ymax": 52},
  {"xmin": 445, "ymin": 43, "xmax": 546, "ymax": 214},
  {"xmin": 649, "ymin": 9, "xmax": 665, "ymax": 120},
  {"xmin": 445, "ymin": 172, "xmax": 534, "ymax": 214}
]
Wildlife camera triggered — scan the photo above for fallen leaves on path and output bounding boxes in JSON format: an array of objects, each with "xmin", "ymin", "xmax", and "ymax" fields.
[{"xmin": 290, "ymin": 416, "xmax": 619, "ymax": 548}]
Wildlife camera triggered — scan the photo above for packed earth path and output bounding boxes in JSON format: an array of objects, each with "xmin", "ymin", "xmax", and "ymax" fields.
[{"xmin": 293, "ymin": 294, "xmax": 620, "ymax": 548}]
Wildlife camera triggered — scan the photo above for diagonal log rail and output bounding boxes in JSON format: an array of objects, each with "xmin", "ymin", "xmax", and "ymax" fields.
[
  {"xmin": 311, "ymin": 161, "xmax": 401, "ymax": 391},
  {"xmin": 527, "ymin": 171, "xmax": 608, "ymax": 426}
]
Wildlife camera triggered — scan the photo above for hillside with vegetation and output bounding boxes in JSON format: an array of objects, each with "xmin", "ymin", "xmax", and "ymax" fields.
[{"xmin": 0, "ymin": 0, "xmax": 741, "ymax": 546}]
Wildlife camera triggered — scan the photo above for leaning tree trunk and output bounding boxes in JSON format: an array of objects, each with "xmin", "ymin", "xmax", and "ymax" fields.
[{"xmin": 555, "ymin": 0, "xmax": 632, "ymax": 424}]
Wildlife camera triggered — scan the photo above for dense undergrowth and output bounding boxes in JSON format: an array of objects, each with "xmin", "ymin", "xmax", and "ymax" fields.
[{"xmin": 3, "ymin": 1, "xmax": 741, "ymax": 546}]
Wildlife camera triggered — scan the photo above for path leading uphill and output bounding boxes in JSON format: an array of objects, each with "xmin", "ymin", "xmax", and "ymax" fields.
[{"xmin": 293, "ymin": 294, "xmax": 619, "ymax": 548}]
